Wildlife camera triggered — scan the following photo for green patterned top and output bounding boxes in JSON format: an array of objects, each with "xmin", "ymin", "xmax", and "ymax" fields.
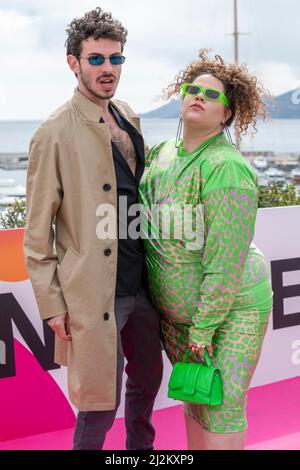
[{"xmin": 139, "ymin": 133, "xmax": 270, "ymax": 346}]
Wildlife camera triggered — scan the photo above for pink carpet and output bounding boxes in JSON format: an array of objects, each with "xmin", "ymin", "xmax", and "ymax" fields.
[{"xmin": 0, "ymin": 376, "xmax": 299, "ymax": 450}]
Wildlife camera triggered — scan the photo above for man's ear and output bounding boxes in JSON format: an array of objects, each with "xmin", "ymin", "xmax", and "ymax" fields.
[{"xmin": 67, "ymin": 55, "xmax": 80, "ymax": 75}]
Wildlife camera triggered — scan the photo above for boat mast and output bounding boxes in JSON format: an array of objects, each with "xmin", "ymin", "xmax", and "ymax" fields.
[
  {"xmin": 233, "ymin": 0, "xmax": 239, "ymax": 65},
  {"xmin": 229, "ymin": 0, "xmax": 250, "ymax": 149},
  {"xmin": 233, "ymin": 0, "xmax": 240, "ymax": 149}
]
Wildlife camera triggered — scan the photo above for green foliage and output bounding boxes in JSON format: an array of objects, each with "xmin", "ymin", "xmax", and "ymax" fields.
[
  {"xmin": 258, "ymin": 181, "xmax": 300, "ymax": 208},
  {"xmin": 0, "ymin": 197, "xmax": 26, "ymax": 229}
]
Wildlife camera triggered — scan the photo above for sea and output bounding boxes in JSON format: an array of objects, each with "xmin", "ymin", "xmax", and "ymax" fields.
[{"xmin": 0, "ymin": 118, "xmax": 300, "ymax": 189}]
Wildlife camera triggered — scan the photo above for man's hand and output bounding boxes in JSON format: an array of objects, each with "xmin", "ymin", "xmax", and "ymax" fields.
[{"xmin": 47, "ymin": 312, "xmax": 72, "ymax": 342}]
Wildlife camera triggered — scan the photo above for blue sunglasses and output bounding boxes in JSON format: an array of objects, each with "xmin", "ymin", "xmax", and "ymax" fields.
[{"xmin": 80, "ymin": 54, "xmax": 126, "ymax": 66}]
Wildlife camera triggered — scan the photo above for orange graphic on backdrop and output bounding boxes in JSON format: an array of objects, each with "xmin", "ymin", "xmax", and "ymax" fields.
[{"xmin": 0, "ymin": 229, "xmax": 28, "ymax": 282}]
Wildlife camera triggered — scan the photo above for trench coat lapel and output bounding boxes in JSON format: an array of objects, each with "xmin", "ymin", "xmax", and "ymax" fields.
[{"xmin": 72, "ymin": 88, "xmax": 142, "ymax": 135}]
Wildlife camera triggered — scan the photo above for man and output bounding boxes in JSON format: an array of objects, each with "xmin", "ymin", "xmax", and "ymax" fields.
[{"xmin": 23, "ymin": 7, "xmax": 163, "ymax": 450}]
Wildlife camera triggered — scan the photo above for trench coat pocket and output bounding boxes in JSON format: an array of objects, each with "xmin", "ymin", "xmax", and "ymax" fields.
[
  {"xmin": 54, "ymin": 335, "xmax": 68, "ymax": 367},
  {"xmin": 54, "ymin": 247, "xmax": 79, "ymax": 367},
  {"xmin": 57, "ymin": 247, "xmax": 80, "ymax": 304}
]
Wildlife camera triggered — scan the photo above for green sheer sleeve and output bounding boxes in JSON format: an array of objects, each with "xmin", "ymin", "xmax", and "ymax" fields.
[{"xmin": 189, "ymin": 162, "xmax": 258, "ymax": 346}]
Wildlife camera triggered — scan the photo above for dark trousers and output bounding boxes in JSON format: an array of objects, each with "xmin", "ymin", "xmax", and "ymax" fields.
[{"xmin": 73, "ymin": 288, "xmax": 163, "ymax": 450}]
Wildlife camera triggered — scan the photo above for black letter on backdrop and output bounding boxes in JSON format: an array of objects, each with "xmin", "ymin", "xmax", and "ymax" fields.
[
  {"xmin": 271, "ymin": 258, "xmax": 300, "ymax": 330},
  {"xmin": 0, "ymin": 293, "xmax": 60, "ymax": 379}
]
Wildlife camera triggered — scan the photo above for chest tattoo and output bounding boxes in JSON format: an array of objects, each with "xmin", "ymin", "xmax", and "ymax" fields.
[{"xmin": 103, "ymin": 112, "xmax": 137, "ymax": 176}]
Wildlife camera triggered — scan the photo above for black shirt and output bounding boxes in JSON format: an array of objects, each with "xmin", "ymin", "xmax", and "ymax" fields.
[{"xmin": 101, "ymin": 104, "xmax": 145, "ymax": 296}]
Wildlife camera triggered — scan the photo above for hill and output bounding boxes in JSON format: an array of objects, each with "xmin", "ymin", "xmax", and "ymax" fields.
[{"xmin": 140, "ymin": 89, "xmax": 300, "ymax": 119}]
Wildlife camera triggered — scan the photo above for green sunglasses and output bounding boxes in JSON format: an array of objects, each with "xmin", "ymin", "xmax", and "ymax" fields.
[{"xmin": 181, "ymin": 83, "xmax": 229, "ymax": 106}]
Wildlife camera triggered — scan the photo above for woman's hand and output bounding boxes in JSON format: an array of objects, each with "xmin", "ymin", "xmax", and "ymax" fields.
[{"xmin": 190, "ymin": 342, "xmax": 213, "ymax": 361}]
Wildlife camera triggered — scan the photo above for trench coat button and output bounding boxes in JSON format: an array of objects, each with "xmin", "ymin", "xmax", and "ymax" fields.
[
  {"xmin": 103, "ymin": 312, "xmax": 110, "ymax": 321},
  {"xmin": 104, "ymin": 248, "xmax": 112, "ymax": 256},
  {"xmin": 103, "ymin": 183, "xmax": 111, "ymax": 192}
]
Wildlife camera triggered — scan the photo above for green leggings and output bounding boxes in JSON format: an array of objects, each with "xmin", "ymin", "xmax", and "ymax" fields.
[{"xmin": 161, "ymin": 280, "xmax": 273, "ymax": 433}]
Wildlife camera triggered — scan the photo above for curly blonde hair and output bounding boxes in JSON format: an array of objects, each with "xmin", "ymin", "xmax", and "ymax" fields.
[{"xmin": 165, "ymin": 49, "xmax": 269, "ymax": 137}]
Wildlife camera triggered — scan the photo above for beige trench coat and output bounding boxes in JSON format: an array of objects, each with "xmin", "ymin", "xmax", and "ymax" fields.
[{"xmin": 23, "ymin": 89, "xmax": 143, "ymax": 411}]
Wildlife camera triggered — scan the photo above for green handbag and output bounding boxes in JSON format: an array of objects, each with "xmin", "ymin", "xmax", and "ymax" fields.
[{"xmin": 168, "ymin": 349, "xmax": 223, "ymax": 406}]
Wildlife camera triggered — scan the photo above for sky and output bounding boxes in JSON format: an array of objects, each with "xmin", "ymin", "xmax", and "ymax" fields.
[{"xmin": 0, "ymin": 0, "xmax": 300, "ymax": 119}]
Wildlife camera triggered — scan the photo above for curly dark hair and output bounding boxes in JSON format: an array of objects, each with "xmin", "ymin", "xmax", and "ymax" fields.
[
  {"xmin": 165, "ymin": 49, "xmax": 270, "ymax": 137},
  {"xmin": 65, "ymin": 7, "xmax": 128, "ymax": 58}
]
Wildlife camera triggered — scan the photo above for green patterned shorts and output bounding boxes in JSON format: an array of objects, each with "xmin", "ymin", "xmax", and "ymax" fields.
[{"xmin": 161, "ymin": 280, "xmax": 273, "ymax": 433}]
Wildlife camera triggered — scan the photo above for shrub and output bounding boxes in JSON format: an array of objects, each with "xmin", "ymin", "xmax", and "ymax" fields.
[
  {"xmin": 258, "ymin": 181, "xmax": 300, "ymax": 208},
  {"xmin": 0, "ymin": 198, "xmax": 26, "ymax": 229}
]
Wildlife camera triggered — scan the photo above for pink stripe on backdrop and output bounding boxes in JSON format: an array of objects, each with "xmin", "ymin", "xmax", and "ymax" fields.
[
  {"xmin": 0, "ymin": 337, "xmax": 299, "ymax": 449},
  {"xmin": 0, "ymin": 340, "xmax": 76, "ymax": 442},
  {"xmin": 0, "ymin": 375, "xmax": 300, "ymax": 449}
]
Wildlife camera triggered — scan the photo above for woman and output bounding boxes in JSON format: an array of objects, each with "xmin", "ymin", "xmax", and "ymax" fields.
[{"xmin": 139, "ymin": 50, "xmax": 273, "ymax": 450}]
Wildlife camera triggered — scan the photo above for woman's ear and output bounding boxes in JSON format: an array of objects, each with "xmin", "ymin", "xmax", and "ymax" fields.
[{"xmin": 222, "ymin": 108, "xmax": 232, "ymax": 125}]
